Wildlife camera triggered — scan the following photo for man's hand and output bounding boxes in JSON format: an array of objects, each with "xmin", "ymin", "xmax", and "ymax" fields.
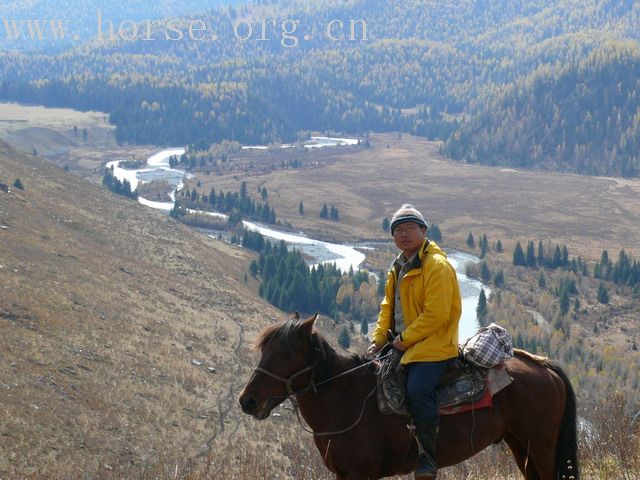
[
  {"xmin": 393, "ymin": 335, "xmax": 407, "ymax": 352},
  {"xmin": 366, "ymin": 343, "xmax": 382, "ymax": 357}
]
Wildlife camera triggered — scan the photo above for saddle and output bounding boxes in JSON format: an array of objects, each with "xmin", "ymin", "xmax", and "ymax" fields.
[{"xmin": 375, "ymin": 349, "xmax": 512, "ymax": 417}]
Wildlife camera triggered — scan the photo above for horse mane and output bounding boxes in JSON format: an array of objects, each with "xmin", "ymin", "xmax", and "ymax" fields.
[
  {"xmin": 255, "ymin": 318, "xmax": 367, "ymax": 379},
  {"xmin": 255, "ymin": 318, "xmax": 303, "ymax": 351}
]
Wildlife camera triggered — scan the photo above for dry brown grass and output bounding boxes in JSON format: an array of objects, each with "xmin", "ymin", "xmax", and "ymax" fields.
[
  {"xmin": 0, "ymin": 140, "xmax": 295, "ymax": 476},
  {"xmin": 0, "ymin": 102, "xmax": 116, "ymax": 159}
]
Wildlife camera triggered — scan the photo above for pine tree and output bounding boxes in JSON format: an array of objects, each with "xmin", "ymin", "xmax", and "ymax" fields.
[
  {"xmin": 476, "ymin": 288, "xmax": 488, "ymax": 325},
  {"xmin": 480, "ymin": 262, "xmax": 491, "ymax": 283},
  {"xmin": 594, "ymin": 263, "xmax": 601, "ymax": 278},
  {"xmin": 479, "ymin": 235, "xmax": 488, "ymax": 258},
  {"xmin": 538, "ymin": 272, "xmax": 546, "ymax": 288},
  {"xmin": 493, "ymin": 270, "xmax": 504, "ymax": 287},
  {"xmin": 13, "ymin": 178, "xmax": 24, "ymax": 190},
  {"xmin": 562, "ymin": 245, "xmax": 569, "ymax": 267},
  {"xmin": 299, "ymin": 201, "xmax": 304, "ymax": 216},
  {"xmin": 597, "ymin": 282, "xmax": 609, "ymax": 304},
  {"xmin": 495, "ymin": 240, "xmax": 503, "ymax": 253},
  {"xmin": 320, "ymin": 203, "xmax": 329, "ymax": 219},
  {"xmin": 560, "ymin": 289, "xmax": 570, "ymax": 316},
  {"xmin": 360, "ymin": 318, "xmax": 369, "ymax": 336},
  {"xmin": 249, "ymin": 260, "xmax": 258, "ymax": 277},
  {"xmin": 338, "ymin": 327, "xmax": 351, "ymax": 349},
  {"xmin": 467, "ymin": 232, "xmax": 475, "ymax": 248},
  {"xmin": 552, "ymin": 245, "xmax": 562, "ymax": 269},
  {"xmin": 537, "ymin": 241, "xmax": 545, "ymax": 266},
  {"xmin": 526, "ymin": 241, "xmax": 536, "ymax": 267},
  {"xmin": 513, "ymin": 241, "xmax": 526, "ymax": 266},
  {"xmin": 429, "ymin": 224, "xmax": 442, "ymax": 242},
  {"xmin": 169, "ymin": 202, "xmax": 181, "ymax": 218},
  {"xmin": 377, "ymin": 270, "xmax": 386, "ymax": 298},
  {"xmin": 382, "ymin": 217, "xmax": 390, "ymax": 232}
]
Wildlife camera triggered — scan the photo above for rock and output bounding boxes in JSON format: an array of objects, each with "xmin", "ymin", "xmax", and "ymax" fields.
[
  {"xmin": 191, "ymin": 359, "xmax": 202, "ymax": 366},
  {"xmin": 207, "ymin": 367, "xmax": 216, "ymax": 373}
]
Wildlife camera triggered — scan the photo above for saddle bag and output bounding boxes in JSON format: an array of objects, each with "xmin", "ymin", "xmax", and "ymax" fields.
[
  {"xmin": 376, "ymin": 349, "xmax": 410, "ymax": 416},
  {"xmin": 461, "ymin": 323, "xmax": 514, "ymax": 368}
]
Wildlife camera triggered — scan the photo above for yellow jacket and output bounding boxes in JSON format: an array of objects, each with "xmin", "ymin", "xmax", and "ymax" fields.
[{"xmin": 372, "ymin": 240, "xmax": 461, "ymax": 364}]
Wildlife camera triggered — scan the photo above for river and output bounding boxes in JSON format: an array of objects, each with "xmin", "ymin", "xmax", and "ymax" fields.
[{"xmin": 108, "ymin": 147, "xmax": 486, "ymax": 340}]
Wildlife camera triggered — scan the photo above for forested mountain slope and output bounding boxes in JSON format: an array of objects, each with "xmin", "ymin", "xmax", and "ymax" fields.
[
  {"xmin": 2, "ymin": 0, "xmax": 640, "ymax": 174},
  {"xmin": 445, "ymin": 41, "xmax": 640, "ymax": 177},
  {"xmin": 0, "ymin": 0, "xmax": 246, "ymax": 51}
]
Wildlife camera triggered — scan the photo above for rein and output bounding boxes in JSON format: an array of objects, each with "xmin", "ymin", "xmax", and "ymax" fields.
[{"xmin": 253, "ymin": 348, "xmax": 392, "ymax": 436}]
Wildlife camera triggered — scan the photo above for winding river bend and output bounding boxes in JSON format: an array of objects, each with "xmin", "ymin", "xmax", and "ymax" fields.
[{"xmin": 108, "ymin": 147, "xmax": 486, "ymax": 339}]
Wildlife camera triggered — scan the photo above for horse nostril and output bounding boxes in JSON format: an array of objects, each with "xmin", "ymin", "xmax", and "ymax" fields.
[{"xmin": 239, "ymin": 395, "xmax": 257, "ymax": 413}]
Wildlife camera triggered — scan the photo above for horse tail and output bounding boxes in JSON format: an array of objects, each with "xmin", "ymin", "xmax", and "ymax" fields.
[{"xmin": 547, "ymin": 362, "xmax": 579, "ymax": 479}]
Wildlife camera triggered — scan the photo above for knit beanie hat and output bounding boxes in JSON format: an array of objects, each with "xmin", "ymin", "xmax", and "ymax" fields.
[{"xmin": 390, "ymin": 204, "xmax": 427, "ymax": 235}]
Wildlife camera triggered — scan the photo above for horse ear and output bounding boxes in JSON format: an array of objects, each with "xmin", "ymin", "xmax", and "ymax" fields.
[
  {"xmin": 290, "ymin": 312, "xmax": 300, "ymax": 321},
  {"xmin": 301, "ymin": 313, "xmax": 318, "ymax": 335}
]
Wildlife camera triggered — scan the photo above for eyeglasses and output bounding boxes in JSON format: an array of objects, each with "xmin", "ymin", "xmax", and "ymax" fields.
[{"xmin": 393, "ymin": 224, "xmax": 421, "ymax": 236}]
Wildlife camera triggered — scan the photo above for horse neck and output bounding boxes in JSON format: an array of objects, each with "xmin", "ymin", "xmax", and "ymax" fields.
[{"xmin": 296, "ymin": 344, "xmax": 375, "ymax": 431}]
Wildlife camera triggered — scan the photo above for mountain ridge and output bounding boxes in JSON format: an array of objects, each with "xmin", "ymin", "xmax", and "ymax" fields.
[{"xmin": 3, "ymin": 0, "xmax": 640, "ymax": 175}]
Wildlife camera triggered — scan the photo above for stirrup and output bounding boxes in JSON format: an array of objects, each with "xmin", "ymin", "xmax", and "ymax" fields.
[{"xmin": 414, "ymin": 454, "xmax": 437, "ymax": 480}]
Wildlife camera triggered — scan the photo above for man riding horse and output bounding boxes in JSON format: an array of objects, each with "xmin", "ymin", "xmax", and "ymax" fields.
[{"xmin": 367, "ymin": 204, "xmax": 462, "ymax": 480}]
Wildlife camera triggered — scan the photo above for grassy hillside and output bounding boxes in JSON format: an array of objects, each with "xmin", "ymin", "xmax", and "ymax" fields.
[
  {"xmin": 0, "ymin": 102, "xmax": 116, "ymax": 158},
  {"xmin": 0, "ymin": 138, "xmax": 314, "ymax": 476}
]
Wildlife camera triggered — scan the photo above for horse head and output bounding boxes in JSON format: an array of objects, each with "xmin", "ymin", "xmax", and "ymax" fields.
[{"xmin": 239, "ymin": 313, "xmax": 319, "ymax": 419}]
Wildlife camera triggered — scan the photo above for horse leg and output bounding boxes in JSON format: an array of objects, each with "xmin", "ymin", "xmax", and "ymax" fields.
[
  {"xmin": 527, "ymin": 442, "xmax": 557, "ymax": 480},
  {"xmin": 504, "ymin": 435, "xmax": 540, "ymax": 480}
]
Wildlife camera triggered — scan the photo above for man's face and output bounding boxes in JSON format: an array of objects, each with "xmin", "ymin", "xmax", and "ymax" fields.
[{"xmin": 392, "ymin": 223, "xmax": 426, "ymax": 255}]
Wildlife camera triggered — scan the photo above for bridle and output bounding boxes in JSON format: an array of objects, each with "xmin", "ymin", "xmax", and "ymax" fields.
[
  {"xmin": 251, "ymin": 346, "xmax": 392, "ymax": 436},
  {"xmin": 253, "ymin": 360, "xmax": 319, "ymax": 397}
]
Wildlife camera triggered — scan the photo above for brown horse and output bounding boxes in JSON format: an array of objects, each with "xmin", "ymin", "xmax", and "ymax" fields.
[{"xmin": 239, "ymin": 314, "xmax": 579, "ymax": 480}]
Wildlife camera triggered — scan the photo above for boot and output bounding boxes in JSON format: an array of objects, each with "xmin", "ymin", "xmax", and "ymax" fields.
[{"xmin": 414, "ymin": 422, "xmax": 439, "ymax": 480}]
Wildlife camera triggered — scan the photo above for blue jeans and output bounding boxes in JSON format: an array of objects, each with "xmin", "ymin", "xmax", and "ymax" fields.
[{"xmin": 405, "ymin": 359, "xmax": 456, "ymax": 424}]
